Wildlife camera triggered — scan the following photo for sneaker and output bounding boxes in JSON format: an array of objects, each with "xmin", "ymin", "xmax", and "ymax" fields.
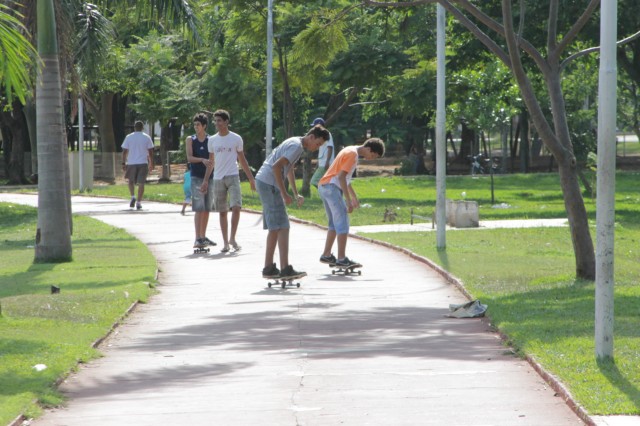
[
  {"xmin": 136, "ymin": 202, "xmax": 142, "ymax": 210},
  {"xmin": 262, "ymin": 263, "xmax": 280, "ymax": 278},
  {"xmin": 193, "ymin": 238, "xmax": 206, "ymax": 248},
  {"xmin": 203, "ymin": 237, "xmax": 217, "ymax": 246},
  {"xmin": 336, "ymin": 257, "xmax": 360, "ymax": 268},
  {"xmin": 280, "ymin": 264, "xmax": 307, "ymax": 280},
  {"xmin": 320, "ymin": 253, "xmax": 337, "ymax": 264},
  {"xmin": 129, "ymin": 197, "xmax": 136, "ymax": 208}
]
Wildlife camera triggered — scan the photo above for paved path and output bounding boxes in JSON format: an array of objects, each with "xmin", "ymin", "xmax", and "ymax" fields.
[
  {"xmin": 350, "ymin": 218, "xmax": 568, "ymax": 234},
  {"xmin": 0, "ymin": 193, "xmax": 622, "ymax": 426}
]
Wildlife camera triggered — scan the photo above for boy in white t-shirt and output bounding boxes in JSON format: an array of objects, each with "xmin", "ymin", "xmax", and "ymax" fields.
[
  {"xmin": 202, "ymin": 109, "xmax": 256, "ymax": 252},
  {"xmin": 309, "ymin": 117, "xmax": 335, "ymax": 188}
]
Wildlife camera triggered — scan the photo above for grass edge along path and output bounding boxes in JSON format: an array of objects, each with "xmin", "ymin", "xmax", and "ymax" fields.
[
  {"xmin": 0, "ymin": 203, "xmax": 157, "ymax": 425},
  {"xmin": 364, "ymin": 227, "xmax": 640, "ymax": 417}
]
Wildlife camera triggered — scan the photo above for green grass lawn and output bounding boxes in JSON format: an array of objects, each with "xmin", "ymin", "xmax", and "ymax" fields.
[
  {"xmin": 0, "ymin": 203, "xmax": 156, "ymax": 425},
  {"xmin": 3, "ymin": 170, "xmax": 640, "ymax": 417}
]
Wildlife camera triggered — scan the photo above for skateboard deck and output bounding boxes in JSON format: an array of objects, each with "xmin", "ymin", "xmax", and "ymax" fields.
[
  {"xmin": 264, "ymin": 276, "xmax": 303, "ymax": 289},
  {"xmin": 330, "ymin": 263, "xmax": 362, "ymax": 276}
]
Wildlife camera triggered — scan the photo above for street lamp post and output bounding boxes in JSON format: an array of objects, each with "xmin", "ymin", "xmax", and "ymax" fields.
[
  {"xmin": 435, "ymin": 3, "xmax": 446, "ymax": 249},
  {"xmin": 265, "ymin": 0, "xmax": 274, "ymax": 156}
]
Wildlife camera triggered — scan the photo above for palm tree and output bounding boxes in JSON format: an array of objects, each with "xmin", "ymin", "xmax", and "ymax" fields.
[
  {"xmin": 32, "ymin": 0, "xmax": 199, "ymax": 261},
  {"xmin": 0, "ymin": 2, "xmax": 37, "ymax": 103},
  {"xmin": 35, "ymin": 0, "xmax": 72, "ymax": 262}
]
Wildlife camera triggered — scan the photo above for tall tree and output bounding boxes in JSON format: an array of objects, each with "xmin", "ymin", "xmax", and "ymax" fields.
[
  {"xmin": 35, "ymin": 0, "xmax": 72, "ymax": 261},
  {"xmin": 362, "ymin": 0, "xmax": 612, "ymax": 279}
]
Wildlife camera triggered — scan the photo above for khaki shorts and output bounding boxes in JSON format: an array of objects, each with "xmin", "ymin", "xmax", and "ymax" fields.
[
  {"xmin": 213, "ymin": 175, "xmax": 242, "ymax": 212},
  {"xmin": 125, "ymin": 164, "xmax": 149, "ymax": 185}
]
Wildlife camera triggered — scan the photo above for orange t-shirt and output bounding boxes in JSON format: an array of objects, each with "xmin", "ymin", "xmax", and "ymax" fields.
[{"xmin": 318, "ymin": 146, "xmax": 358, "ymax": 187}]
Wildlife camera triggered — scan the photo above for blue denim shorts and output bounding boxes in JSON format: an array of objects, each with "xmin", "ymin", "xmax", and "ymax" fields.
[
  {"xmin": 190, "ymin": 176, "xmax": 215, "ymax": 212},
  {"xmin": 256, "ymin": 179, "xmax": 290, "ymax": 230},
  {"xmin": 318, "ymin": 183, "xmax": 349, "ymax": 234}
]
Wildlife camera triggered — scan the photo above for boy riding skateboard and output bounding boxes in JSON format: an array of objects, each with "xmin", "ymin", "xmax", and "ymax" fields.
[
  {"xmin": 317, "ymin": 137, "xmax": 385, "ymax": 270},
  {"xmin": 255, "ymin": 125, "xmax": 330, "ymax": 280}
]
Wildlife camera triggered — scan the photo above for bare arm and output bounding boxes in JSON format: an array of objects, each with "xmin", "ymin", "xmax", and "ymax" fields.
[
  {"xmin": 185, "ymin": 136, "xmax": 212, "ymax": 168},
  {"xmin": 200, "ymin": 152, "xmax": 215, "ymax": 192},
  {"xmin": 323, "ymin": 146, "xmax": 333, "ymax": 169},
  {"xmin": 122, "ymin": 149, "xmax": 128, "ymax": 170},
  {"xmin": 272, "ymin": 157, "xmax": 293, "ymax": 205},
  {"xmin": 348, "ymin": 184, "xmax": 359, "ymax": 209},
  {"xmin": 287, "ymin": 166, "xmax": 303, "ymax": 207},
  {"xmin": 237, "ymin": 151, "xmax": 256, "ymax": 191},
  {"xmin": 337, "ymin": 171, "xmax": 353, "ymax": 213}
]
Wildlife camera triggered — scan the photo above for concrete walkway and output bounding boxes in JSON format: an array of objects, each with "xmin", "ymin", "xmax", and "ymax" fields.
[
  {"xmin": 0, "ymin": 193, "xmax": 631, "ymax": 426},
  {"xmin": 350, "ymin": 218, "xmax": 569, "ymax": 234}
]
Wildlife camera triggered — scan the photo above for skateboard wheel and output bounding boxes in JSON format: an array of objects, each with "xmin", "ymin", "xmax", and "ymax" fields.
[
  {"xmin": 296, "ymin": 283, "xmax": 300, "ymax": 288},
  {"xmin": 357, "ymin": 270, "xmax": 361, "ymax": 275},
  {"xmin": 281, "ymin": 282, "xmax": 286, "ymax": 289},
  {"xmin": 332, "ymin": 270, "xmax": 336, "ymax": 274},
  {"xmin": 268, "ymin": 282, "xmax": 272, "ymax": 288}
]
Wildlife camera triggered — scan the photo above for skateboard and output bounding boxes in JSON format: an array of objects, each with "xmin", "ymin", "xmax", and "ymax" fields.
[
  {"xmin": 330, "ymin": 263, "xmax": 362, "ymax": 276},
  {"xmin": 265, "ymin": 277, "xmax": 302, "ymax": 289},
  {"xmin": 193, "ymin": 246, "xmax": 209, "ymax": 254}
]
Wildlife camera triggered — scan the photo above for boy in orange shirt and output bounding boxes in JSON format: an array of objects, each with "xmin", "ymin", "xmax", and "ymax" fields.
[{"xmin": 317, "ymin": 138, "xmax": 385, "ymax": 267}]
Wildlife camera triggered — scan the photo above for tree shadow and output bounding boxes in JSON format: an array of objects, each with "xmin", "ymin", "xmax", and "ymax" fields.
[
  {"xmin": 119, "ymin": 304, "xmax": 502, "ymax": 363},
  {"xmin": 597, "ymin": 357, "xmax": 640, "ymax": 412}
]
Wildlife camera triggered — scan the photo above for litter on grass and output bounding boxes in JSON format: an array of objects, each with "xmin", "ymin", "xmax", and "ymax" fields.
[{"xmin": 446, "ymin": 300, "xmax": 487, "ymax": 318}]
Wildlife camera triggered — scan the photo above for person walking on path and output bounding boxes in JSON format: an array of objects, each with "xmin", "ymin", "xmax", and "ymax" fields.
[
  {"xmin": 309, "ymin": 117, "xmax": 335, "ymax": 189},
  {"xmin": 318, "ymin": 137, "xmax": 385, "ymax": 268},
  {"xmin": 186, "ymin": 112, "xmax": 216, "ymax": 248},
  {"xmin": 181, "ymin": 164, "xmax": 191, "ymax": 215},
  {"xmin": 121, "ymin": 121, "xmax": 155, "ymax": 210},
  {"xmin": 255, "ymin": 125, "xmax": 330, "ymax": 279},
  {"xmin": 202, "ymin": 109, "xmax": 256, "ymax": 252}
]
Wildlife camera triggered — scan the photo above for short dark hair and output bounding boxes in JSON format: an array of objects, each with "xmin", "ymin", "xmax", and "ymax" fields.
[
  {"xmin": 193, "ymin": 112, "xmax": 208, "ymax": 127},
  {"xmin": 306, "ymin": 124, "xmax": 330, "ymax": 141},
  {"xmin": 363, "ymin": 137, "xmax": 385, "ymax": 157},
  {"xmin": 134, "ymin": 121, "xmax": 144, "ymax": 131},
  {"xmin": 213, "ymin": 109, "xmax": 230, "ymax": 122}
]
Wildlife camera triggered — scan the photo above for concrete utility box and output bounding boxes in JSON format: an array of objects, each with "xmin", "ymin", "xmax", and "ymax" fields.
[
  {"xmin": 69, "ymin": 151, "xmax": 94, "ymax": 190},
  {"xmin": 446, "ymin": 199, "xmax": 479, "ymax": 228}
]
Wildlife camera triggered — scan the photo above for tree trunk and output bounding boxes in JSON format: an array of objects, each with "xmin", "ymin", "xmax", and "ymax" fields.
[
  {"xmin": 519, "ymin": 111, "xmax": 530, "ymax": 173},
  {"xmin": 24, "ymin": 99, "xmax": 37, "ymax": 180},
  {"xmin": 98, "ymin": 93, "xmax": 116, "ymax": 181},
  {"xmin": 160, "ymin": 120, "xmax": 172, "ymax": 182},
  {"xmin": 557, "ymin": 158, "xmax": 596, "ymax": 280},
  {"xmin": 7, "ymin": 104, "xmax": 26, "ymax": 184},
  {"xmin": 300, "ymin": 152, "xmax": 312, "ymax": 197},
  {"xmin": 0, "ymin": 101, "xmax": 29, "ymax": 184},
  {"xmin": 86, "ymin": 92, "xmax": 117, "ymax": 181},
  {"xmin": 35, "ymin": 0, "xmax": 72, "ymax": 262},
  {"xmin": 457, "ymin": 121, "xmax": 475, "ymax": 162}
]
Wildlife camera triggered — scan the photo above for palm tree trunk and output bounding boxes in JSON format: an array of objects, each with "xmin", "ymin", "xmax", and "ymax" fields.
[{"xmin": 35, "ymin": 0, "xmax": 72, "ymax": 262}]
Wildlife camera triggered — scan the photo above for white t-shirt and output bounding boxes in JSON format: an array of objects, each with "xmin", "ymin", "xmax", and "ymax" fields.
[
  {"xmin": 122, "ymin": 131, "xmax": 154, "ymax": 165},
  {"xmin": 317, "ymin": 132, "xmax": 335, "ymax": 167},
  {"xmin": 208, "ymin": 131, "xmax": 244, "ymax": 179}
]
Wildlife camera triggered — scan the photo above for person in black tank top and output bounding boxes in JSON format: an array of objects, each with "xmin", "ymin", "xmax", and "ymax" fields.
[{"xmin": 186, "ymin": 112, "xmax": 216, "ymax": 248}]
